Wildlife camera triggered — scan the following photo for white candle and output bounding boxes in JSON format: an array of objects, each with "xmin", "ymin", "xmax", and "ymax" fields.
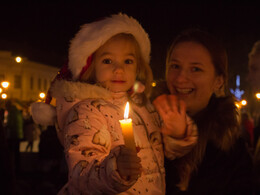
[{"xmin": 119, "ymin": 102, "xmax": 136, "ymax": 150}]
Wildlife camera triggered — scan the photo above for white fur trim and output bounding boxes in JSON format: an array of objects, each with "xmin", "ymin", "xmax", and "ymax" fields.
[
  {"xmin": 69, "ymin": 13, "xmax": 150, "ymax": 80},
  {"xmin": 50, "ymin": 80, "xmax": 112, "ymax": 100},
  {"xmin": 31, "ymin": 102, "xmax": 57, "ymax": 126}
]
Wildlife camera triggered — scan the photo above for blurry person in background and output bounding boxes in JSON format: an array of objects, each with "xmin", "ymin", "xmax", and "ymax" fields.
[
  {"xmin": 23, "ymin": 115, "xmax": 41, "ymax": 152},
  {"xmin": 240, "ymin": 112, "xmax": 255, "ymax": 151},
  {"xmin": 248, "ymin": 40, "xmax": 260, "ymax": 146},
  {"xmin": 0, "ymin": 104, "xmax": 15, "ymax": 194},
  {"xmin": 248, "ymin": 41, "xmax": 260, "ymax": 92},
  {"xmin": 5, "ymin": 99, "xmax": 24, "ymax": 174},
  {"xmin": 248, "ymin": 40, "xmax": 260, "ymax": 194}
]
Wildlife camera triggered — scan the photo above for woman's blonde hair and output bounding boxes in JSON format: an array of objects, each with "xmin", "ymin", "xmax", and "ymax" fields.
[{"xmin": 80, "ymin": 33, "xmax": 153, "ymax": 96}]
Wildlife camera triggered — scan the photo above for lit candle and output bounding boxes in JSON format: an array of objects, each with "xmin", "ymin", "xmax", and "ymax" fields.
[{"xmin": 119, "ymin": 102, "xmax": 136, "ymax": 151}]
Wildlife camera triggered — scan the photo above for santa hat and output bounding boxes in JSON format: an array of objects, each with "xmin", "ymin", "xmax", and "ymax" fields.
[
  {"xmin": 69, "ymin": 12, "xmax": 151, "ymax": 80},
  {"xmin": 31, "ymin": 13, "xmax": 151, "ymax": 126}
]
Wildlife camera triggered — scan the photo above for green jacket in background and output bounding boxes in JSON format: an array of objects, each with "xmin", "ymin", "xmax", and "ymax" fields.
[{"xmin": 6, "ymin": 105, "xmax": 24, "ymax": 140}]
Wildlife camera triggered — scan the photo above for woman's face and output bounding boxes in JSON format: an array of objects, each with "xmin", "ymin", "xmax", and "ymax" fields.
[
  {"xmin": 93, "ymin": 35, "xmax": 137, "ymax": 93},
  {"xmin": 248, "ymin": 55, "xmax": 260, "ymax": 91},
  {"xmin": 166, "ymin": 41, "xmax": 224, "ymax": 116}
]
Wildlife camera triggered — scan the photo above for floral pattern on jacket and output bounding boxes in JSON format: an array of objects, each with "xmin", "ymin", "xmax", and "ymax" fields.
[{"xmin": 51, "ymin": 80, "xmax": 165, "ymax": 194}]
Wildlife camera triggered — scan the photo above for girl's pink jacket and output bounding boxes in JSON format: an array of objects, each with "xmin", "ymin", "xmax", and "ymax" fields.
[
  {"xmin": 51, "ymin": 80, "xmax": 165, "ymax": 194},
  {"xmin": 49, "ymin": 80, "xmax": 197, "ymax": 194}
]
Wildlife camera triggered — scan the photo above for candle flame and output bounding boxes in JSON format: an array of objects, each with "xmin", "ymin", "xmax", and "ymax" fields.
[{"xmin": 124, "ymin": 102, "xmax": 130, "ymax": 119}]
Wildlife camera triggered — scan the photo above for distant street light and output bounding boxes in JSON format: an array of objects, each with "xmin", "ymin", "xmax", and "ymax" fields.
[
  {"xmin": 15, "ymin": 56, "xmax": 22, "ymax": 63},
  {"xmin": 1, "ymin": 81, "xmax": 10, "ymax": 89},
  {"xmin": 0, "ymin": 88, "xmax": 2, "ymax": 93},
  {"xmin": 151, "ymin": 81, "xmax": 157, "ymax": 87},
  {"xmin": 235, "ymin": 102, "xmax": 241, "ymax": 109},
  {"xmin": 39, "ymin": 92, "xmax": 46, "ymax": 100},
  {"xmin": 1, "ymin": 93, "xmax": 7, "ymax": 99},
  {"xmin": 256, "ymin": 93, "xmax": 260, "ymax": 100},
  {"xmin": 241, "ymin": 99, "xmax": 247, "ymax": 106}
]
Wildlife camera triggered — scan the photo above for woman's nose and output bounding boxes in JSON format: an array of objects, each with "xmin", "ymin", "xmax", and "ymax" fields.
[{"xmin": 175, "ymin": 69, "xmax": 189, "ymax": 82}]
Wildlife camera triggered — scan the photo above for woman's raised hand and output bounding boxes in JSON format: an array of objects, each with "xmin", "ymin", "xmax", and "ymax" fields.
[{"xmin": 153, "ymin": 94, "xmax": 187, "ymax": 138}]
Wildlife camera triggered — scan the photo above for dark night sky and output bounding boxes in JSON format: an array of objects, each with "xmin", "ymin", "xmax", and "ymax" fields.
[{"xmin": 0, "ymin": 1, "xmax": 260, "ymax": 89}]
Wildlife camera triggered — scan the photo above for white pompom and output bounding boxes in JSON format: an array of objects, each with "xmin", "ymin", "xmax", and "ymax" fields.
[
  {"xmin": 133, "ymin": 81, "xmax": 145, "ymax": 93},
  {"xmin": 30, "ymin": 102, "xmax": 56, "ymax": 126}
]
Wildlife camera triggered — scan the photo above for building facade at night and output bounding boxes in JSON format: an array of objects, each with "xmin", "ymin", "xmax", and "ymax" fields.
[{"xmin": 0, "ymin": 51, "xmax": 59, "ymax": 102}]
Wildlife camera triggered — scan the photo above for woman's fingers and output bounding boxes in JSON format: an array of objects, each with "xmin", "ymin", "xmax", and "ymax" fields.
[
  {"xmin": 153, "ymin": 94, "xmax": 183, "ymax": 116},
  {"xmin": 167, "ymin": 95, "xmax": 179, "ymax": 113},
  {"xmin": 153, "ymin": 94, "xmax": 171, "ymax": 114}
]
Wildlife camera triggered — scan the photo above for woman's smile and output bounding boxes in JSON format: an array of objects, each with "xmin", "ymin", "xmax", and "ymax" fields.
[{"xmin": 175, "ymin": 87, "xmax": 194, "ymax": 94}]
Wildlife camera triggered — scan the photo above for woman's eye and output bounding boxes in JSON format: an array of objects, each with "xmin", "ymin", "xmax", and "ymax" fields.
[
  {"xmin": 102, "ymin": 59, "xmax": 112, "ymax": 64},
  {"xmin": 125, "ymin": 59, "xmax": 134, "ymax": 64},
  {"xmin": 170, "ymin": 64, "xmax": 179, "ymax": 69},
  {"xmin": 191, "ymin": 67, "xmax": 202, "ymax": 72}
]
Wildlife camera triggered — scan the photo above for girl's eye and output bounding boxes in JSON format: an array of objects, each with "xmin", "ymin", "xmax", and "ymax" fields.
[
  {"xmin": 191, "ymin": 67, "xmax": 202, "ymax": 72},
  {"xmin": 125, "ymin": 59, "xmax": 134, "ymax": 64},
  {"xmin": 102, "ymin": 59, "xmax": 112, "ymax": 64}
]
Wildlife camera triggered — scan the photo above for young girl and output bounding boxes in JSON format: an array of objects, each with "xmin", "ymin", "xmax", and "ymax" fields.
[{"xmin": 31, "ymin": 13, "xmax": 197, "ymax": 194}]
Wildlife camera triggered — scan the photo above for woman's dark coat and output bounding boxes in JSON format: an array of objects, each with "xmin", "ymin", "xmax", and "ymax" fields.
[{"xmin": 151, "ymin": 81, "xmax": 255, "ymax": 195}]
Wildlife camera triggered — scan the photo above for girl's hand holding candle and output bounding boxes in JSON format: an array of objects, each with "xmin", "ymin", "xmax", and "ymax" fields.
[
  {"xmin": 119, "ymin": 102, "xmax": 136, "ymax": 151},
  {"xmin": 116, "ymin": 145, "xmax": 142, "ymax": 181}
]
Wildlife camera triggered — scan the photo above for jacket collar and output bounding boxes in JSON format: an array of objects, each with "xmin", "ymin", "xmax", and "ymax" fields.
[{"xmin": 50, "ymin": 79, "xmax": 114, "ymax": 100}]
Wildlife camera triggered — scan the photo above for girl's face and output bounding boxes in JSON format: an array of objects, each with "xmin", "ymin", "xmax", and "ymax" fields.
[
  {"xmin": 166, "ymin": 41, "xmax": 224, "ymax": 116},
  {"xmin": 93, "ymin": 35, "xmax": 137, "ymax": 93},
  {"xmin": 248, "ymin": 55, "xmax": 260, "ymax": 91}
]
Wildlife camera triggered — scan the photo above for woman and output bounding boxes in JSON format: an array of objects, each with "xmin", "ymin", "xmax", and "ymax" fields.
[
  {"xmin": 248, "ymin": 40, "xmax": 260, "ymax": 149},
  {"xmin": 248, "ymin": 40, "xmax": 260, "ymax": 194},
  {"xmin": 240, "ymin": 112, "xmax": 255, "ymax": 150},
  {"xmin": 248, "ymin": 40, "xmax": 260, "ymax": 92},
  {"xmin": 152, "ymin": 29, "xmax": 254, "ymax": 194}
]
